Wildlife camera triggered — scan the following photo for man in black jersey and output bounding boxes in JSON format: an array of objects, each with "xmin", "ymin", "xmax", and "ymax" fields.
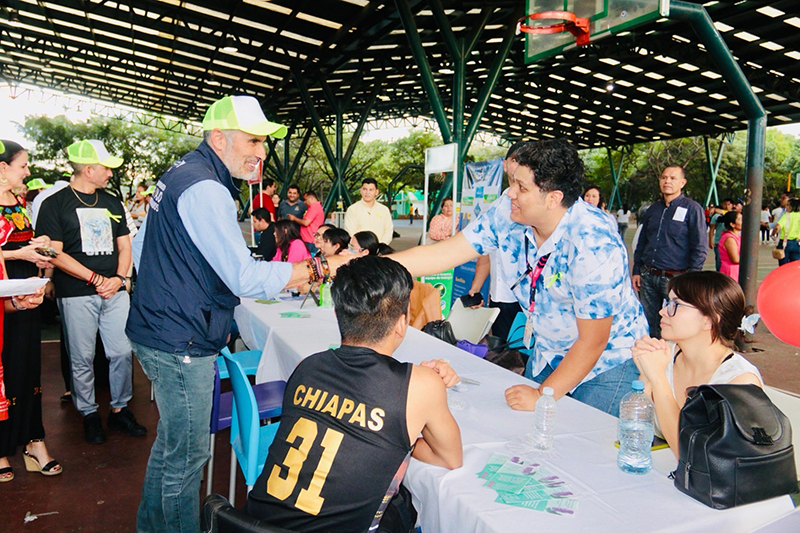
[{"xmin": 245, "ymin": 256, "xmax": 463, "ymax": 532}]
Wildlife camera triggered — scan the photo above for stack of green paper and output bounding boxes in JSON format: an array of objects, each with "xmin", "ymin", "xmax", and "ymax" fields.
[{"xmin": 477, "ymin": 453, "xmax": 579, "ymax": 515}]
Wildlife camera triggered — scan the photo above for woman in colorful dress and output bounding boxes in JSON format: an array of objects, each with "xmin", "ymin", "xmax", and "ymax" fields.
[{"xmin": 0, "ymin": 140, "xmax": 61, "ymax": 481}]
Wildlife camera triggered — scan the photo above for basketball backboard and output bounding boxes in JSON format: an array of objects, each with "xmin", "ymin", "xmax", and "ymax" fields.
[{"xmin": 524, "ymin": 0, "xmax": 670, "ymax": 64}]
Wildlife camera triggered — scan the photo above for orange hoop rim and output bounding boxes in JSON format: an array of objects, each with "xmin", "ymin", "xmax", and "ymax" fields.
[{"xmin": 517, "ymin": 11, "xmax": 591, "ymax": 46}]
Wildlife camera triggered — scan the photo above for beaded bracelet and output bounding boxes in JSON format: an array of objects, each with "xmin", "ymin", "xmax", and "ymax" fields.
[
  {"xmin": 313, "ymin": 256, "xmax": 324, "ymax": 281},
  {"xmin": 318, "ymin": 254, "xmax": 330, "ymax": 281},
  {"xmin": 10, "ymin": 296, "xmax": 26, "ymax": 311},
  {"xmin": 306, "ymin": 258, "xmax": 320, "ymax": 284}
]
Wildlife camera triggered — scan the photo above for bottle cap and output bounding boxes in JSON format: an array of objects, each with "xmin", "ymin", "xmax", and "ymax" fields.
[
  {"xmin": 541, "ymin": 386, "xmax": 554, "ymax": 396},
  {"xmin": 632, "ymin": 380, "xmax": 645, "ymax": 391}
]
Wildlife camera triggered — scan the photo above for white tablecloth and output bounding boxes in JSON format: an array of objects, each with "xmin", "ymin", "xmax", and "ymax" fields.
[{"xmin": 234, "ymin": 297, "xmax": 795, "ymax": 533}]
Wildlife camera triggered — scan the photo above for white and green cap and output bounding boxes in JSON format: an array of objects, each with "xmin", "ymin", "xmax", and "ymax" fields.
[
  {"xmin": 66, "ymin": 140, "xmax": 124, "ymax": 168},
  {"xmin": 202, "ymin": 95, "xmax": 287, "ymax": 139},
  {"xmin": 26, "ymin": 178, "xmax": 52, "ymax": 190}
]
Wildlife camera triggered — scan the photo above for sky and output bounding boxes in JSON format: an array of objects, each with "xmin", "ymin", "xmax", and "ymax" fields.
[{"xmin": 2, "ymin": 83, "xmax": 798, "ymax": 147}]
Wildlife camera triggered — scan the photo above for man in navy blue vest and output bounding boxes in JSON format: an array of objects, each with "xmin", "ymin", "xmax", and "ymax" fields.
[{"xmin": 126, "ymin": 95, "xmax": 350, "ymax": 533}]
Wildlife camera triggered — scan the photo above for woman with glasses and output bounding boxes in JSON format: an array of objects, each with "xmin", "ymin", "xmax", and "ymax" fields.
[
  {"xmin": 312, "ymin": 224, "xmax": 333, "ymax": 256},
  {"xmin": 631, "ymin": 271, "xmax": 762, "ymax": 458}
]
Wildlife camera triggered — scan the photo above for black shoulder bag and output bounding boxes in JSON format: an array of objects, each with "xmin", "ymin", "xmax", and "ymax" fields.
[
  {"xmin": 673, "ymin": 384, "xmax": 797, "ymax": 509},
  {"xmin": 421, "ymin": 320, "xmax": 457, "ymax": 345}
]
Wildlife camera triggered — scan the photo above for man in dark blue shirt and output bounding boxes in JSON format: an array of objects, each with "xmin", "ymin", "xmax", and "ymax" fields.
[{"xmin": 632, "ymin": 165, "xmax": 707, "ymax": 337}]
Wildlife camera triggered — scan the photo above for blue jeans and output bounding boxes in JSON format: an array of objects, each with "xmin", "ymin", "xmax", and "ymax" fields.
[
  {"xmin": 783, "ymin": 239, "xmax": 800, "ymax": 265},
  {"xmin": 638, "ymin": 270, "xmax": 669, "ymax": 338},
  {"xmin": 527, "ymin": 358, "xmax": 639, "ymax": 417},
  {"xmin": 58, "ymin": 292, "xmax": 133, "ymax": 415},
  {"xmin": 132, "ymin": 341, "xmax": 216, "ymax": 533}
]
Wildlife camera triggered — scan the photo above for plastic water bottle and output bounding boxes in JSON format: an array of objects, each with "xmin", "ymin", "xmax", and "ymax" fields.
[
  {"xmin": 530, "ymin": 387, "xmax": 557, "ymax": 450},
  {"xmin": 618, "ymin": 380, "xmax": 655, "ymax": 475},
  {"xmin": 320, "ymin": 282, "xmax": 333, "ymax": 308}
]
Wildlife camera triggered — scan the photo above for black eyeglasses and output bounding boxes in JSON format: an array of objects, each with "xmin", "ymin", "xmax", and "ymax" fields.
[{"xmin": 662, "ymin": 299, "xmax": 697, "ymax": 317}]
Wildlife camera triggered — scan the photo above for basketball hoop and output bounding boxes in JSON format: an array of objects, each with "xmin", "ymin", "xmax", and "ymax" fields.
[{"xmin": 517, "ymin": 11, "xmax": 591, "ymax": 47}]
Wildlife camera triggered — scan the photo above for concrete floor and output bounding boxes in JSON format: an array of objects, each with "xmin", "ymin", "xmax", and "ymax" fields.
[{"xmin": 1, "ymin": 217, "xmax": 797, "ymax": 532}]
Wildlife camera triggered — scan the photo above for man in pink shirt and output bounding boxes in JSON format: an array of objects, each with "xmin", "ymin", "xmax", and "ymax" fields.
[{"xmin": 288, "ymin": 190, "xmax": 324, "ymax": 254}]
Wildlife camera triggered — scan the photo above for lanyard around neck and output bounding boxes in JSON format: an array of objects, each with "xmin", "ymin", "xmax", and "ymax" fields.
[{"xmin": 510, "ymin": 238, "xmax": 551, "ymax": 314}]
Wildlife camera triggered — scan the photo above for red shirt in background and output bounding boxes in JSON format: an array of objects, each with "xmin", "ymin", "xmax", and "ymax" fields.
[
  {"xmin": 252, "ymin": 192, "xmax": 276, "ymax": 220},
  {"xmin": 299, "ymin": 201, "xmax": 324, "ymax": 244}
]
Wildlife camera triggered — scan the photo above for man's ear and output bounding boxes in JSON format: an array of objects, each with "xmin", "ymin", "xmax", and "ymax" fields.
[
  {"xmin": 207, "ymin": 128, "xmax": 227, "ymax": 153},
  {"xmin": 547, "ymin": 190, "xmax": 564, "ymax": 209}
]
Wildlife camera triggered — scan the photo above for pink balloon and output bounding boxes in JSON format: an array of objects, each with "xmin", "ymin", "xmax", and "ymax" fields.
[{"xmin": 757, "ymin": 262, "xmax": 800, "ymax": 347}]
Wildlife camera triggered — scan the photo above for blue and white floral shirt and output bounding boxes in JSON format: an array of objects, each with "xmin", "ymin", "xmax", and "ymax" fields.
[{"xmin": 463, "ymin": 195, "xmax": 648, "ymax": 389}]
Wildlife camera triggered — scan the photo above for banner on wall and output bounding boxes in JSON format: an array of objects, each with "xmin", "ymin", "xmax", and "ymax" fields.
[{"xmin": 460, "ymin": 157, "xmax": 504, "ymax": 226}]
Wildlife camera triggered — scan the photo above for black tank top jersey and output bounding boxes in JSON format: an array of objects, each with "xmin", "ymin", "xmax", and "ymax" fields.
[{"xmin": 245, "ymin": 345, "xmax": 413, "ymax": 532}]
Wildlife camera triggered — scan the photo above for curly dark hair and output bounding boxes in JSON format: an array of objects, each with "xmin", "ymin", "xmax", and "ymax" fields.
[{"xmin": 512, "ymin": 138, "xmax": 584, "ymax": 208}]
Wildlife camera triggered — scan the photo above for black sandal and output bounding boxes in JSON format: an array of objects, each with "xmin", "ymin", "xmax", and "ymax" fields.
[
  {"xmin": 0, "ymin": 466, "xmax": 13, "ymax": 482},
  {"xmin": 23, "ymin": 441, "xmax": 62, "ymax": 476}
]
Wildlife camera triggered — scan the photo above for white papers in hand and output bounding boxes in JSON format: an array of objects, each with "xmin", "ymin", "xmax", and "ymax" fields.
[{"xmin": 0, "ymin": 277, "xmax": 49, "ymax": 297}]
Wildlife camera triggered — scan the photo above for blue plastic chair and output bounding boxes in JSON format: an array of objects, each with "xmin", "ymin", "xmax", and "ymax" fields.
[
  {"xmin": 221, "ymin": 351, "xmax": 282, "ymax": 506},
  {"xmin": 218, "ymin": 346, "xmax": 262, "ymax": 380},
  {"xmin": 206, "ymin": 360, "xmax": 284, "ymax": 497}
]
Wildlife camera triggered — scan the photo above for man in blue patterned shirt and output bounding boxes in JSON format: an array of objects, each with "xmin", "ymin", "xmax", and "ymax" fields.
[{"xmin": 392, "ymin": 139, "xmax": 647, "ymax": 416}]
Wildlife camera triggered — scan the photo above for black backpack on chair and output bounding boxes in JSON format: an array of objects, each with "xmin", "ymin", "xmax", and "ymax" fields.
[{"xmin": 673, "ymin": 384, "xmax": 798, "ymax": 509}]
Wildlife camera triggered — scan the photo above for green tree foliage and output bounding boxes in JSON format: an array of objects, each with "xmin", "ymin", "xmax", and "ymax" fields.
[{"xmin": 18, "ymin": 115, "xmax": 200, "ymax": 198}]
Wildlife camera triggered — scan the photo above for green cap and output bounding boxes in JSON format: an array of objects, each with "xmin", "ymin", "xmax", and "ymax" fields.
[
  {"xmin": 202, "ymin": 95, "xmax": 287, "ymax": 139},
  {"xmin": 66, "ymin": 140, "xmax": 124, "ymax": 168},
  {"xmin": 26, "ymin": 178, "xmax": 52, "ymax": 190},
  {"xmin": 142, "ymin": 185, "xmax": 156, "ymax": 196}
]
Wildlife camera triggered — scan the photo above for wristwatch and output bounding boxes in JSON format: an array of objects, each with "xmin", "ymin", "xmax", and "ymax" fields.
[{"xmin": 115, "ymin": 274, "xmax": 127, "ymax": 289}]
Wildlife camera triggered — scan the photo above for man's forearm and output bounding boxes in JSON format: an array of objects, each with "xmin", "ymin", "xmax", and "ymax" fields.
[
  {"xmin": 116, "ymin": 245, "xmax": 132, "ymax": 277},
  {"xmin": 470, "ymin": 255, "xmax": 490, "ymax": 292},
  {"xmin": 412, "ymin": 437, "xmax": 460, "ymax": 469},
  {"xmin": 391, "ymin": 232, "xmax": 478, "ymax": 278},
  {"xmin": 50, "ymin": 251, "xmax": 95, "ymax": 283}
]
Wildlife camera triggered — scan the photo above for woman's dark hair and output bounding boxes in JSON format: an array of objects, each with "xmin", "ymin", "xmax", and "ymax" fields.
[
  {"xmin": 513, "ymin": 138, "xmax": 584, "ymax": 208},
  {"xmin": 720, "ymin": 210, "xmax": 740, "ymax": 231},
  {"xmin": 331, "ymin": 256, "xmax": 413, "ymax": 345},
  {"xmin": 322, "ymin": 227, "xmax": 349, "ymax": 255},
  {"xmin": 623, "ymin": 203, "xmax": 629, "ymax": 212},
  {"xmin": 354, "ymin": 230, "xmax": 380, "ymax": 255},
  {"xmin": 0, "ymin": 140, "xmax": 26, "ymax": 165},
  {"xmin": 377, "ymin": 243, "xmax": 395, "ymax": 256},
  {"xmin": 788, "ymin": 197, "xmax": 800, "ymax": 212},
  {"xmin": 667, "ymin": 271, "xmax": 748, "ymax": 347},
  {"xmin": 273, "ymin": 219, "xmax": 302, "ymax": 260}
]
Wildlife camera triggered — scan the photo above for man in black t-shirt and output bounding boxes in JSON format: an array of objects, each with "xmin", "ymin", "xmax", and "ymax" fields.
[
  {"xmin": 251, "ymin": 207, "xmax": 276, "ymax": 260},
  {"xmin": 245, "ymin": 256, "xmax": 462, "ymax": 532},
  {"xmin": 37, "ymin": 140, "xmax": 145, "ymax": 445}
]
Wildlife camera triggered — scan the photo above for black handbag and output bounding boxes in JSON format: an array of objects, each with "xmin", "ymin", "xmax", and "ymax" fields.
[
  {"xmin": 673, "ymin": 384, "xmax": 797, "ymax": 509},
  {"xmin": 421, "ymin": 320, "xmax": 457, "ymax": 345}
]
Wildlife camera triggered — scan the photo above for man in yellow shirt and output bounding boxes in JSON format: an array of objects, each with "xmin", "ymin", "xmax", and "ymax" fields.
[{"xmin": 344, "ymin": 178, "xmax": 394, "ymax": 244}]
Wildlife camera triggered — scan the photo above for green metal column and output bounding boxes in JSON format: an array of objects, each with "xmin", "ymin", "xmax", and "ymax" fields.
[
  {"xmin": 395, "ymin": 0, "xmax": 522, "ymax": 219},
  {"xmin": 606, "ymin": 146, "xmax": 627, "ymax": 211},
  {"xmin": 671, "ymin": 1, "xmax": 766, "ymax": 307},
  {"xmin": 293, "ymin": 69, "xmax": 383, "ymax": 215},
  {"xmin": 703, "ymin": 136, "xmax": 727, "ymax": 208}
]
